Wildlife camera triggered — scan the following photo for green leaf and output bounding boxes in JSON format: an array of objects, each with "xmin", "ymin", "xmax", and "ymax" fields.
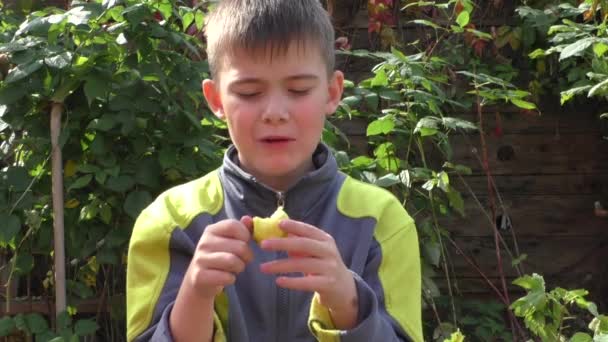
[
  {"xmin": 68, "ymin": 174, "xmax": 93, "ymax": 191},
  {"xmin": 422, "ymin": 179, "xmax": 435, "ymax": 191},
  {"xmin": 415, "ymin": 117, "xmax": 440, "ymax": 136},
  {"xmin": 569, "ymin": 332, "xmax": 592, "ymax": 342},
  {"xmin": 0, "ymin": 317, "xmax": 16, "ymax": 336},
  {"xmin": 378, "ymin": 89, "xmax": 401, "ymax": 101},
  {"xmin": 560, "ymin": 85, "xmax": 592, "ymax": 105},
  {"xmin": 594, "ymin": 43, "xmax": 608, "ymax": 57},
  {"xmin": 374, "ymin": 173, "xmax": 400, "ymax": 187},
  {"xmin": 437, "ymin": 171, "xmax": 449, "ymax": 191},
  {"xmin": 442, "ymin": 117, "xmax": 477, "ymax": 131},
  {"xmin": 367, "ymin": 118, "xmax": 395, "ymax": 136},
  {"xmin": 371, "ymin": 69, "xmax": 389, "ymax": 87},
  {"xmin": 135, "ymin": 158, "xmax": 161, "ymax": 187},
  {"xmin": 99, "ymin": 203, "xmax": 112, "ymax": 224},
  {"xmin": 446, "ymin": 187, "xmax": 465, "ymax": 216},
  {"xmin": 419, "ymin": 127, "xmax": 438, "ymax": 137},
  {"xmin": 66, "ymin": 7, "xmax": 93, "ymax": 26},
  {"xmin": 0, "ymin": 84, "xmax": 28, "ymax": 104},
  {"xmin": 559, "ymin": 37, "xmax": 596, "ymax": 61},
  {"xmin": 351, "ymin": 156, "xmax": 374, "ymax": 168},
  {"xmin": 124, "ymin": 190, "xmax": 152, "ymax": 219},
  {"xmin": 410, "ymin": 19, "xmax": 442, "ymax": 30},
  {"xmin": 466, "ymin": 28, "xmax": 492, "ymax": 40},
  {"xmin": 588, "ymin": 78, "xmax": 608, "ymax": 97},
  {"xmin": 84, "ymin": 75, "xmax": 108, "ymax": 105},
  {"xmin": 45, "ymin": 52, "xmax": 73, "ymax": 69},
  {"xmin": 74, "ymin": 319, "xmax": 98, "ymax": 336},
  {"xmin": 513, "ymin": 273, "xmax": 545, "ymax": 292},
  {"xmin": 155, "ymin": 0, "xmax": 172, "ymax": 20},
  {"xmin": 13, "ymin": 253, "xmax": 34, "ymax": 275},
  {"xmin": 51, "ymin": 78, "xmax": 80, "ymax": 102},
  {"xmin": 456, "ymin": 11, "xmax": 470, "ymax": 28},
  {"xmin": 511, "ymin": 99, "xmax": 537, "ymax": 110},
  {"xmin": 4, "ymin": 60, "xmax": 44, "ymax": 83},
  {"xmin": 194, "ymin": 10, "xmax": 205, "ymax": 31},
  {"xmin": 97, "ymin": 248, "xmax": 118, "ymax": 265},
  {"xmin": 116, "ymin": 33, "xmax": 128, "ymax": 45},
  {"xmin": 528, "ymin": 48, "xmax": 546, "ymax": 59},
  {"xmin": 182, "ymin": 11, "xmax": 194, "ymax": 31},
  {"xmin": 25, "ymin": 313, "xmax": 48, "ymax": 334},
  {"xmin": 105, "ymin": 175, "xmax": 135, "ymax": 192},
  {"xmin": 13, "ymin": 314, "xmax": 28, "ymax": 334},
  {"xmin": 511, "ymin": 253, "xmax": 528, "ymax": 266},
  {"xmin": 102, "ymin": 0, "xmax": 118, "ymax": 9},
  {"xmin": 0, "ymin": 214, "xmax": 21, "ymax": 245},
  {"xmin": 88, "ymin": 114, "xmax": 116, "ymax": 132},
  {"xmin": 423, "ymin": 241, "xmax": 441, "ymax": 267},
  {"xmin": 364, "ymin": 93, "xmax": 379, "ymax": 110}
]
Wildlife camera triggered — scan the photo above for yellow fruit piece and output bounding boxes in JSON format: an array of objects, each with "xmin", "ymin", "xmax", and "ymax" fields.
[{"xmin": 252, "ymin": 206, "xmax": 289, "ymax": 243}]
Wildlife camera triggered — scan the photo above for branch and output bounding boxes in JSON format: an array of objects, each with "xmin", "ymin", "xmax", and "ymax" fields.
[{"xmin": 50, "ymin": 102, "xmax": 67, "ymax": 320}]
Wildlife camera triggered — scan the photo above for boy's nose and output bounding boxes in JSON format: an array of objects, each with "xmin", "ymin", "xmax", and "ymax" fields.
[{"xmin": 261, "ymin": 98, "xmax": 289, "ymax": 124}]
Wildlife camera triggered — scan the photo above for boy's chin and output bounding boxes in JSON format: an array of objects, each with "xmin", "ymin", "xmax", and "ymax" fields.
[{"xmin": 255, "ymin": 160, "xmax": 309, "ymax": 178}]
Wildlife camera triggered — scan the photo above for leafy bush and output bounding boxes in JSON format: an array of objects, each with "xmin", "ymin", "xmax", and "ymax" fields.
[
  {"xmin": 511, "ymin": 273, "xmax": 608, "ymax": 342},
  {"xmin": 0, "ymin": 0, "xmax": 222, "ymax": 339}
]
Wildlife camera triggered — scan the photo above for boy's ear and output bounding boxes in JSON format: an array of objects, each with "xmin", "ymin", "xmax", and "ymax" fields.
[
  {"xmin": 325, "ymin": 70, "xmax": 344, "ymax": 116},
  {"xmin": 202, "ymin": 79, "xmax": 225, "ymax": 119}
]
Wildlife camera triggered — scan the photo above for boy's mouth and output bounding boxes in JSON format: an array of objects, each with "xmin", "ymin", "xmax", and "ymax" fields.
[{"xmin": 260, "ymin": 136, "xmax": 294, "ymax": 143}]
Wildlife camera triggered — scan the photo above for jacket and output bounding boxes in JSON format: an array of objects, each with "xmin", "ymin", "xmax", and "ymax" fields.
[{"xmin": 126, "ymin": 144, "xmax": 423, "ymax": 342}]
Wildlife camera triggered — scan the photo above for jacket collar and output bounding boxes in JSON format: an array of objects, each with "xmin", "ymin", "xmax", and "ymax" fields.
[{"xmin": 220, "ymin": 143, "xmax": 338, "ymax": 220}]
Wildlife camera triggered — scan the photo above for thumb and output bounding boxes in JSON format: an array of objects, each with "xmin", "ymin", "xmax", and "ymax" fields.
[{"xmin": 240, "ymin": 215, "xmax": 254, "ymax": 233}]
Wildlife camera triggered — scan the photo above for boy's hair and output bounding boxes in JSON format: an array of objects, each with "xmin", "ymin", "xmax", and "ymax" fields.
[{"xmin": 204, "ymin": 0, "xmax": 335, "ymax": 78}]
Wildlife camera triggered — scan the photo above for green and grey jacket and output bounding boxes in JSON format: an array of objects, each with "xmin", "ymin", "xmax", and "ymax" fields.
[{"xmin": 126, "ymin": 144, "xmax": 423, "ymax": 342}]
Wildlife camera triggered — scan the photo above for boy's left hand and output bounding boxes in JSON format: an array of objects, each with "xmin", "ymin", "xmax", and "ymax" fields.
[{"xmin": 259, "ymin": 219, "xmax": 357, "ymax": 314}]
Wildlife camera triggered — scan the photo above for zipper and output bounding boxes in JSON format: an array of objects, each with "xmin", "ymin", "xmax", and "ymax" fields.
[
  {"xmin": 276, "ymin": 191, "xmax": 285, "ymax": 208},
  {"xmin": 274, "ymin": 190, "xmax": 288, "ymax": 342}
]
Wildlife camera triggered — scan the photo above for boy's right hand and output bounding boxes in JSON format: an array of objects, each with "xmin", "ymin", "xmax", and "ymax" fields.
[{"xmin": 184, "ymin": 216, "xmax": 254, "ymax": 299}]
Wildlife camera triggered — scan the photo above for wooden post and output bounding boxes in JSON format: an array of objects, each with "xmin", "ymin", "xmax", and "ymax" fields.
[{"xmin": 50, "ymin": 102, "xmax": 66, "ymax": 317}]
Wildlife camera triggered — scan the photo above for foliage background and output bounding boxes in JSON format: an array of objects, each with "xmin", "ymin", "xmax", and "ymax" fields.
[{"xmin": 0, "ymin": 0, "xmax": 606, "ymax": 341}]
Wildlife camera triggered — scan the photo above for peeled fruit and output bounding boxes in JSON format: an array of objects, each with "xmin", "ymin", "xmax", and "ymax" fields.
[{"xmin": 252, "ymin": 206, "xmax": 289, "ymax": 243}]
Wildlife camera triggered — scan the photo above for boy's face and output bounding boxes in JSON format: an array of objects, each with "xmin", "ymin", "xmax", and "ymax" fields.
[{"xmin": 203, "ymin": 41, "xmax": 344, "ymax": 191}]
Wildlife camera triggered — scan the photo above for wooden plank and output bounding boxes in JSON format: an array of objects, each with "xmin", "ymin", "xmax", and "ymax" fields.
[
  {"xmin": 432, "ymin": 275, "xmax": 605, "ymax": 306},
  {"xmin": 449, "ymin": 133, "xmax": 608, "ymax": 175},
  {"xmin": 333, "ymin": 130, "xmax": 608, "ymax": 175},
  {"xmin": 443, "ymin": 195, "xmax": 606, "ymax": 237},
  {"xmin": 444, "ymin": 236, "xmax": 606, "ymax": 279},
  {"xmin": 456, "ymin": 174, "xmax": 608, "ymax": 196},
  {"xmin": 331, "ymin": 109, "xmax": 604, "ymax": 137}
]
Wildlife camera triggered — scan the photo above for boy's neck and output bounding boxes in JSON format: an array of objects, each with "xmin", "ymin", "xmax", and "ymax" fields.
[{"xmin": 237, "ymin": 155, "xmax": 315, "ymax": 192}]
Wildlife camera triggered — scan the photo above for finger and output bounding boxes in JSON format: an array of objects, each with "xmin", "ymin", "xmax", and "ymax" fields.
[
  {"xmin": 240, "ymin": 215, "xmax": 254, "ymax": 233},
  {"xmin": 201, "ymin": 235, "xmax": 254, "ymax": 264},
  {"xmin": 191, "ymin": 268, "xmax": 236, "ymax": 289},
  {"xmin": 260, "ymin": 258, "xmax": 325, "ymax": 275},
  {"xmin": 260, "ymin": 236, "xmax": 327, "ymax": 257},
  {"xmin": 199, "ymin": 251, "xmax": 247, "ymax": 274},
  {"xmin": 278, "ymin": 219, "xmax": 331, "ymax": 241},
  {"xmin": 212, "ymin": 219, "xmax": 251, "ymax": 241},
  {"xmin": 275, "ymin": 274, "xmax": 328, "ymax": 292}
]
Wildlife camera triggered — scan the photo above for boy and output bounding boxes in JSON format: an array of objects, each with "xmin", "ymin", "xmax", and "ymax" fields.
[{"xmin": 126, "ymin": 0, "xmax": 423, "ymax": 341}]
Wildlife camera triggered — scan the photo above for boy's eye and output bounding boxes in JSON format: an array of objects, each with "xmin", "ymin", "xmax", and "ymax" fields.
[
  {"xmin": 236, "ymin": 92, "xmax": 260, "ymax": 98},
  {"xmin": 289, "ymin": 89, "xmax": 311, "ymax": 96}
]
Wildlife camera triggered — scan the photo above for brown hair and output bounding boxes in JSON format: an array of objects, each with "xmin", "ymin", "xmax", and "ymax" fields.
[{"xmin": 204, "ymin": 0, "xmax": 335, "ymax": 78}]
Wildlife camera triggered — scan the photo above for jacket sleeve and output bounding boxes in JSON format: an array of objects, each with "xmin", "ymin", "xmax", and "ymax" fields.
[
  {"xmin": 308, "ymin": 214, "xmax": 423, "ymax": 342},
  {"xmin": 126, "ymin": 197, "xmax": 228, "ymax": 342}
]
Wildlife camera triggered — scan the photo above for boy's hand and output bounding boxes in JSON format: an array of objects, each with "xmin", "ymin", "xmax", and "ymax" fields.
[
  {"xmin": 184, "ymin": 216, "xmax": 254, "ymax": 299},
  {"xmin": 259, "ymin": 220, "xmax": 358, "ymax": 319}
]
